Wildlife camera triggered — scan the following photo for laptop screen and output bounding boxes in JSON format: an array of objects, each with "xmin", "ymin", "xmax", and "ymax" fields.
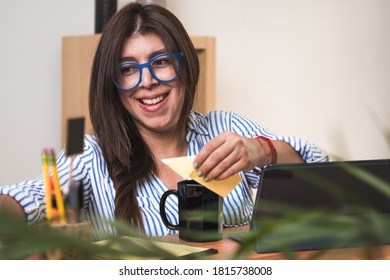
[{"xmin": 249, "ymin": 159, "xmax": 390, "ymax": 253}]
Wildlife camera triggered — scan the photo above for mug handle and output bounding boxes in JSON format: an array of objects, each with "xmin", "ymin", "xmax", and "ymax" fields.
[{"xmin": 159, "ymin": 190, "xmax": 179, "ymax": 230}]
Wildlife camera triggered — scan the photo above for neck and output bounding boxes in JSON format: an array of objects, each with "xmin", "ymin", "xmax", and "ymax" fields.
[{"xmin": 140, "ymin": 129, "xmax": 188, "ymax": 160}]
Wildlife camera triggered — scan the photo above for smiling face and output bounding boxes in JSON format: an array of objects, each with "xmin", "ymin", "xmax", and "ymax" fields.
[{"xmin": 117, "ymin": 33, "xmax": 185, "ymax": 137}]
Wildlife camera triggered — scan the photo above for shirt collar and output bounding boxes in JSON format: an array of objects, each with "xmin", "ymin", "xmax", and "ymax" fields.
[{"xmin": 186, "ymin": 111, "xmax": 209, "ymax": 141}]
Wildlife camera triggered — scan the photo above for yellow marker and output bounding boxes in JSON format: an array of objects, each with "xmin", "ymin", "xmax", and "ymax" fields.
[
  {"xmin": 48, "ymin": 149, "xmax": 67, "ymax": 224},
  {"xmin": 42, "ymin": 149, "xmax": 52, "ymax": 222}
]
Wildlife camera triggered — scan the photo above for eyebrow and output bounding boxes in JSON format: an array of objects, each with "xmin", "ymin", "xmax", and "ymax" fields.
[{"xmin": 120, "ymin": 49, "xmax": 167, "ymax": 63}]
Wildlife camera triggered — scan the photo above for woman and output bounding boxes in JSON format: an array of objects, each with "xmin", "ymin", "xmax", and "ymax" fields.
[{"xmin": 0, "ymin": 3, "xmax": 327, "ymax": 240}]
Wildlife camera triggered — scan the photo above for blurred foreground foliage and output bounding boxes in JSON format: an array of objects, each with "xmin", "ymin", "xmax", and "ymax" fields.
[
  {"xmin": 0, "ymin": 215, "xmax": 183, "ymax": 260},
  {"xmin": 1, "ymin": 180, "xmax": 389, "ymax": 260}
]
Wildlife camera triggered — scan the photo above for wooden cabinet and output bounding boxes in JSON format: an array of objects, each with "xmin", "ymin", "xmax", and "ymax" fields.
[{"xmin": 62, "ymin": 35, "xmax": 215, "ymax": 145}]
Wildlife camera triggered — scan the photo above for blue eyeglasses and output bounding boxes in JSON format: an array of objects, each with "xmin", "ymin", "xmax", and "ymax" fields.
[{"xmin": 114, "ymin": 52, "xmax": 182, "ymax": 91}]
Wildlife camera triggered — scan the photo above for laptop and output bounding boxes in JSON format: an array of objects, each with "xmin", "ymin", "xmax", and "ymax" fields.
[{"xmin": 230, "ymin": 159, "xmax": 390, "ymax": 253}]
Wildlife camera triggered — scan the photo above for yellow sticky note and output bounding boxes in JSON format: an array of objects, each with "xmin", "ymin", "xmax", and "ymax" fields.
[
  {"xmin": 188, "ymin": 169, "xmax": 242, "ymax": 198},
  {"xmin": 161, "ymin": 156, "xmax": 242, "ymax": 198},
  {"xmin": 161, "ymin": 156, "xmax": 196, "ymax": 179}
]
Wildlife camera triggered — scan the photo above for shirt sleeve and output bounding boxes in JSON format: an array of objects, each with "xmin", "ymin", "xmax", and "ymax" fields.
[
  {"xmin": 0, "ymin": 175, "xmax": 47, "ymax": 223},
  {"xmin": 0, "ymin": 136, "xmax": 94, "ymax": 224}
]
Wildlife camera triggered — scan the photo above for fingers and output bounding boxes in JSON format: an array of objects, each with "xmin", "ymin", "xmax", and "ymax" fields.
[
  {"xmin": 197, "ymin": 147, "xmax": 239, "ymax": 181},
  {"xmin": 204, "ymin": 153, "xmax": 244, "ymax": 181},
  {"xmin": 193, "ymin": 134, "xmax": 226, "ymax": 171},
  {"xmin": 193, "ymin": 132, "xmax": 257, "ymax": 182}
]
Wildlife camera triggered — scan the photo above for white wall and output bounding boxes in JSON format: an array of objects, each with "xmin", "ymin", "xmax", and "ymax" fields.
[
  {"xmin": 0, "ymin": 0, "xmax": 94, "ymax": 185},
  {"xmin": 166, "ymin": 0, "xmax": 390, "ymax": 162},
  {"xmin": 1, "ymin": 0, "xmax": 389, "ymax": 186}
]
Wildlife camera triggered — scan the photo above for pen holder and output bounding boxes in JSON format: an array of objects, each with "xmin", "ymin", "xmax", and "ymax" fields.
[{"xmin": 43, "ymin": 222, "xmax": 92, "ymax": 260}]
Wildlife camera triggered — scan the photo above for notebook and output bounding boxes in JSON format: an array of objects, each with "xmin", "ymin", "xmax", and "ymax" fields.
[{"xmin": 230, "ymin": 159, "xmax": 390, "ymax": 253}]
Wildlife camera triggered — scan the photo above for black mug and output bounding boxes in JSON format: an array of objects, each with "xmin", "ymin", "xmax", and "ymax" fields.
[{"xmin": 159, "ymin": 180, "xmax": 223, "ymax": 242}]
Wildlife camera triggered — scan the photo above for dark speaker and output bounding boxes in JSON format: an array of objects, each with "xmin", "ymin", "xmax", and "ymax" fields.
[{"xmin": 95, "ymin": 0, "xmax": 117, "ymax": 33}]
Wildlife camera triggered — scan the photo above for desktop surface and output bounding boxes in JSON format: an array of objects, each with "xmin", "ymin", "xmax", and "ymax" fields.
[{"xmin": 154, "ymin": 225, "xmax": 390, "ymax": 260}]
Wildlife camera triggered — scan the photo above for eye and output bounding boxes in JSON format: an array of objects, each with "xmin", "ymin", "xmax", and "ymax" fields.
[
  {"xmin": 152, "ymin": 56, "xmax": 172, "ymax": 68},
  {"xmin": 119, "ymin": 63, "xmax": 138, "ymax": 76}
]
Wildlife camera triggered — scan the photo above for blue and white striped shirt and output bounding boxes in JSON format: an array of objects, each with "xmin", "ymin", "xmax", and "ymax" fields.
[{"xmin": 0, "ymin": 110, "xmax": 327, "ymax": 240}]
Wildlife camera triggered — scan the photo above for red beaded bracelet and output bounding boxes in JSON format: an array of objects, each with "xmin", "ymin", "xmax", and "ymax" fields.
[{"xmin": 256, "ymin": 136, "xmax": 277, "ymax": 164}]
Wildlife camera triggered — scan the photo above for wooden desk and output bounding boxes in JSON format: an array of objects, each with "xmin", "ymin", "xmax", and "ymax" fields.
[{"xmin": 155, "ymin": 226, "xmax": 390, "ymax": 260}]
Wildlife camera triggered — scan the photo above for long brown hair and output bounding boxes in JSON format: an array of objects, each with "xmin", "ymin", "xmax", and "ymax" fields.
[{"xmin": 89, "ymin": 3, "xmax": 200, "ymax": 231}]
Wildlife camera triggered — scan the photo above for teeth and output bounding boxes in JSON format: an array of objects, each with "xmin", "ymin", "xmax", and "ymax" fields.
[{"xmin": 141, "ymin": 95, "xmax": 165, "ymax": 105}]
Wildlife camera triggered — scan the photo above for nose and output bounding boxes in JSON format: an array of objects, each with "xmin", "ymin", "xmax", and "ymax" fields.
[{"xmin": 138, "ymin": 66, "xmax": 158, "ymax": 89}]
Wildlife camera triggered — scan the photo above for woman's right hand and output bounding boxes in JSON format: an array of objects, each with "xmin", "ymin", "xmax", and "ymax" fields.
[{"xmin": 0, "ymin": 195, "xmax": 26, "ymax": 221}]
